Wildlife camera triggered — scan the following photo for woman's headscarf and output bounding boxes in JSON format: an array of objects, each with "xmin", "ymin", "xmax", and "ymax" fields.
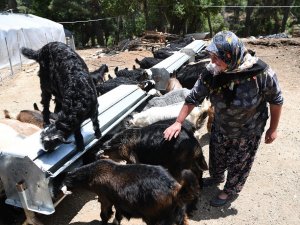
[{"xmin": 206, "ymin": 31, "xmax": 246, "ymax": 71}]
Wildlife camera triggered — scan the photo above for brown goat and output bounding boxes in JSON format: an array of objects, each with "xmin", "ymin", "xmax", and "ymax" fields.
[
  {"xmin": 1, "ymin": 110, "xmax": 40, "ymax": 136},
  {"xmin": 207, "ymin": 105, "xmax": 214, "ymax": 133},
  {"xmin": 165, "ymin": 77, "xmax": 183, "ymax": 93},
  {"xmin": 52, "ymin": 159, "xmax": 199, "ymax": 225}
]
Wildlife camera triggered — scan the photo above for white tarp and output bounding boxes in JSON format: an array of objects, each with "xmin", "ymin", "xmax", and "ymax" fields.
[{"xmin": 0, "ymin": 13, "xmax": 66, "ymax": 69}]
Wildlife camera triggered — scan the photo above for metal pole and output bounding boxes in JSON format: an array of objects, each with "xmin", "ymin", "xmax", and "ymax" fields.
[
  {"xmin": 5, "ymin": 37, "xmax": 14, "ymax": 76},
  {"xmin": 17, "ymin": 30, "xmax": 23, "ymax": 70}
]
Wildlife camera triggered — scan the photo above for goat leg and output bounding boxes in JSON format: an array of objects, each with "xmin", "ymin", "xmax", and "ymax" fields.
[
  {"xmin": 91, "ymin": 109, "xmax": 101, "ymax": 138},
  {"xmin": 113, "ymin": 210, "xmax": 123, "ymax": 225},
  {"xmin": 74, "ymin": 128, "xmax": 84, "ymax": 151},
  {"xmin": 40, "ymin": 91, "xmax": 52, "ymax": 127},
  {"xmin": 99, "ymin": 199, "xmax": 113, "ymax": 225}
]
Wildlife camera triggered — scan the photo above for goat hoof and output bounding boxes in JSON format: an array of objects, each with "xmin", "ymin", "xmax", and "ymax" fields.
[
  {"xmin": 95, "ymin": 130, "xmax": 102, "ymax": 139},
  {"xmin": 76, "ymin": 144, "xmax": 85, "ymax": 151},
  {"xmin": 112, "ymin": 218, "xmax": 120, "ymax": 225}
]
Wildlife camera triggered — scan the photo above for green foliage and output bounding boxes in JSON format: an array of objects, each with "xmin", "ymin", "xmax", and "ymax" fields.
[{"xmin": 0, "ymin": 0, "xmax": 297, "ymax": 46}]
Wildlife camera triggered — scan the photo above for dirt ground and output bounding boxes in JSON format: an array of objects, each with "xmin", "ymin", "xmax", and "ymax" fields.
[{"xmin": 0, "ymin": 38, "xmax": 300, "ymax": 225}]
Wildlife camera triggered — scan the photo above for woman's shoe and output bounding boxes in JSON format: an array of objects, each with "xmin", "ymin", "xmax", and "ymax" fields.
[{"xmin": 210, "ymin": 192, "xmax": 232, "ymax": 207}]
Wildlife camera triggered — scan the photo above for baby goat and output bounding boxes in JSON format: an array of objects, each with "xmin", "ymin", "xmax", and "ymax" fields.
[
  {"xmin": 52, "ymin": 159, "xmax": 199, "ymax": 225},
  {"xmin": 21, "ymin": 42, "xmax": 101, "ymax": 151}
]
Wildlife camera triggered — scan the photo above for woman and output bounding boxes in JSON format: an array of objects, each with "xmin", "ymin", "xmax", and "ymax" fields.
[{"xmin": 164, "ymin": 31, "xmax": 283, "ymax": 207}]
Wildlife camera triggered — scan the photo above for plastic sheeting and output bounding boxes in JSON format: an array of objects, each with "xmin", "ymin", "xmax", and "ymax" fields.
[{"xmin": 0, "ymin": 13, "xmax": 66, "ymax": 69}]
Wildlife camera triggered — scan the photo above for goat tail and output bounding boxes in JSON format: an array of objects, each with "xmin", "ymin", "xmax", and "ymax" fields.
[
  {"xmin": 176, "ymin": 170, "xmax": 200, "ymax": 206},
  {"xmin": 114, "ymin": 66, "xmax": 119, "ymax": 75},
  {"xmin": 33, "ymin": 103, "xmax": 40, "ymax": 111},
  {"xmin": 21, "ymin": 47, "xmax": 38, "ymax": 60}
]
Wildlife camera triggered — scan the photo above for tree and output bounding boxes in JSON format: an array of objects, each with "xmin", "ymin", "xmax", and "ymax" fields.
[{"xmin": 281, "ymin": 0, "xmax": 295, "ymax": 32}]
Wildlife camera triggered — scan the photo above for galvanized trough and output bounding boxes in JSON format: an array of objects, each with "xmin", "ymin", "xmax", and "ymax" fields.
[{"xmin": 0, "ymin": 85, "xmax": 150, "ymax": 218}]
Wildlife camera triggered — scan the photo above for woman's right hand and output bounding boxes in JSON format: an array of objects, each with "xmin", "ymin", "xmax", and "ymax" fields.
[{"xmin": 163, "ymin": 121, "xmax": 182, "ymax": 141}]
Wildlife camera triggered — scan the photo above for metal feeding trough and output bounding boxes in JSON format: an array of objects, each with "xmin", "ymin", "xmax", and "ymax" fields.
[
  {"xmin": 0, "ymin": 85, "xmax": 150, "ymax": 222},
  {"xmin": 145, "ymin": 40, "xmax": 206, "ymax": 91}
]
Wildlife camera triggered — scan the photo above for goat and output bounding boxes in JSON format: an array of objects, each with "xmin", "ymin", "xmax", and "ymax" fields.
[
  {"xmin": 142, "ymin": 88, "xmax": 191, "ymax": 111},
  {"xmin": 96, "ymin": 77, "xmax": 154, "ymax": 95},
  {"xmin": 52, "ymin": 159, "xmax": 199, "ymax": 225},
  {"xmin": 165, "ymin": 77, "xmax": 183, "ymax": 93},
  {"xmin": 4, "ymin": 108, "xmax": 44, "ymax": 129},
  {"xmin": 166, "ymin": 37, "xmax": 195, "ymax": 51},
  {"xmin": 96, "ymin": 77, "xmax": 139, "ymax": 95},
  {"xmin": 135, "ymin": 57, "xmax": 163, "ymax": 69},
  {"xmin": 126, "ymin": 100, "xmax": 209, "ymax": 130},
  {"xmin": 114, "ymin": 66, "xmax": 147, "ymax": 81},
  {"xmin": 89, "ymin": 64, "xmax": 108, "ymax": 89},
  {"xmin": 177, "ymin": 60, "xmax": 209, "ymax": 89},
  {"xmin": 1, "ymin": 110, "xmax": 41, "ymax": 137},
  {"xmin": 152, "ymin": 47, "xmax": 174, "ymax": 59},
  {"xmin": 207, "ymin": 105, "xmax": 214, "ymax": 133},
  {"xmin": 98, "ymin": 119, "xmax": 208, "ymax": 187},
  {"xmin": 21, "ymin": 42, "xmax": 101, "ymax": 151}
]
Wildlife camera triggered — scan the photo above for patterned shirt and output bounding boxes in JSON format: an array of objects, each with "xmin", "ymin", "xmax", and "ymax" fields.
[{"xmin": 185, "ymin": 62, "xmax": 283, "ymax": 138}]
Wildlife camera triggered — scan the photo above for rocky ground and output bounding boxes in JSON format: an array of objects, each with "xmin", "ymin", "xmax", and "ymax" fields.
[{"xmin": 0, "ymin": 38, "xmax": 300, "ymax": 225}]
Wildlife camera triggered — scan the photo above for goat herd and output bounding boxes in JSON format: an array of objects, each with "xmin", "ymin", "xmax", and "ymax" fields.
[{"xmin": 0, "ymin": 38, "xmax": 215, "ymax": 225}]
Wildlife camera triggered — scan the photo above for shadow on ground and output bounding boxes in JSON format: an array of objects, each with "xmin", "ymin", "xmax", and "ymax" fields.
[{"xmin": 190, "ymin": 185, "xmax": 238, "ymax": 222}]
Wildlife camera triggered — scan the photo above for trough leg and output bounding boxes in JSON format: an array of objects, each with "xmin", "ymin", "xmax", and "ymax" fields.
[
  {"xmin": 22, "ymin": 209, "xmax": 43, "ymax": 225},
  {"xmin": 16, "ymin": 181, "xmax": 44, "ymax": 225}
]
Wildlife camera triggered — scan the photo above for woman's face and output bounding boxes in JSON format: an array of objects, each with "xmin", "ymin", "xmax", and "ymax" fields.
[{"xmin": 210, "ymin": 53, "xmax": 228, "ymax": 72}]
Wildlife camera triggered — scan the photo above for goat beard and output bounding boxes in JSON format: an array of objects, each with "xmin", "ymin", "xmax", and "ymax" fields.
[{"xmin": 206, "ymin": 62, "xmax": 224, "ymax": 76}]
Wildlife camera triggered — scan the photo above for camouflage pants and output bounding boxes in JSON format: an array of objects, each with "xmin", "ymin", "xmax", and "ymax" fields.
[{"xmin": 209, "ymin": 131, "xmax": 262, "ymax": 196}]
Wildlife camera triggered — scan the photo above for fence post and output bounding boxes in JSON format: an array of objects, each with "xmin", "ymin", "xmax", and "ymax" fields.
[
  {"xmin": 17, "ymin": 31, "xmax": 23, "ymax": 70},
  {"xmin": 5, "ymin": 37, "xmax": 14, "ymax": 76}
]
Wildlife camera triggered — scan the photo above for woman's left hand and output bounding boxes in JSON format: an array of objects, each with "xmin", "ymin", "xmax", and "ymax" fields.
[{"xmin": 265, "ymin": 128, "xmax": 277, "ymax": 144}]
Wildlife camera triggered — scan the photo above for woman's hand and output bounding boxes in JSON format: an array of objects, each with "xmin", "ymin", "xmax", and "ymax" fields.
[
  {"xmin": 264, "ymin": 128, "xmax": 277, "ymax": 144},
  {"xmin": 163, "ymin": 121, "xmax": 182, "ymax": 141}
]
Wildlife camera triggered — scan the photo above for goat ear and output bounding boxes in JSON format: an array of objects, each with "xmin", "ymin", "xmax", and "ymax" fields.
[{"xmin": 61, "ymin": 185, "xmax": 72, "ymax": 195}]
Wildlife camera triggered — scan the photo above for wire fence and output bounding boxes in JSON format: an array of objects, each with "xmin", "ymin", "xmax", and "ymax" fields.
[{"xmin": 0, "ymin": 35, "xmax": 73, "ymax": 84}]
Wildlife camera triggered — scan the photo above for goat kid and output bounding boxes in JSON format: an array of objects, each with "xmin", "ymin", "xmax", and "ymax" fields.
[
  {"xmin": 21, "ymin": 42, "xmax": 101, "ymax": 151},
  {"xmin": 52, "ymin": 159, "xmax": 199, "ymax": 225}
]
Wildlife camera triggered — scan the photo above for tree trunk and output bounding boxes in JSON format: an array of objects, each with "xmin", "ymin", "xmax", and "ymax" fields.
[
  {"xmin": 273, "ymin": 12, "xmax": 281, "ymax": 34},
  {"xmin": 143, "ymin": 0, "xmax": 149, "ymax": 30},
  {"xmin": 244, "ymin": 0, "xmax": 255, "ymax": 37},
  {"xmin": 206, "ymin": 11, "xmax": 213, "ymax": 38},
  {"xmin": 8, "ymin": 0, "xmax": 18, "ymax": 12},
  {"xmin": 115, "ymin": 16, "xmax": 121, "ymax": 44},
  {"xmin": 281, "ymin": 0, "xmax": 294, "ymax": 33}
]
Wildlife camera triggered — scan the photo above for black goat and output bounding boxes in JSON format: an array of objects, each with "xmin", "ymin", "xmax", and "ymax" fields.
[
  {"xmin": 152, "ymin": 47, "xmax": 174, "ymax": 59},
  {"xmin": 135, "ymin": 57, "xmax": 163, "ymax": 69},
  {"xmin": 52, "ymin": 159, "xmax": 199, "ymax": 225},
  {"xmin": 89, "ymin": 64, "xmax": 108, "ymax": 84},
  {"xmin": 96, "ymin": 76, "xmax": 154, "ymax": 95},
  {"xmin": 21, "ymin": 42, "xmax": 101, "ymax": 151},
  {"xmin": 114, "ymin": 66, "xmax": 147, "ymax": 81},
  {"xmin": 177, "ymin": 61, "xmax": 209, "ymax": 89},
  {"xmin": 98, "ymin": 119, "xmax": 208, "ymax": 185}
]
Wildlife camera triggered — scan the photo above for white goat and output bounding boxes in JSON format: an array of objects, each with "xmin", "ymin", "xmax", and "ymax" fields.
[
  {"xmin": 128, "ymin": 99, "xmax": 209, "ymax": 129},
  {"xmin": 142, "ymin": 88, "xmax": 191, "ymax": 111}
]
